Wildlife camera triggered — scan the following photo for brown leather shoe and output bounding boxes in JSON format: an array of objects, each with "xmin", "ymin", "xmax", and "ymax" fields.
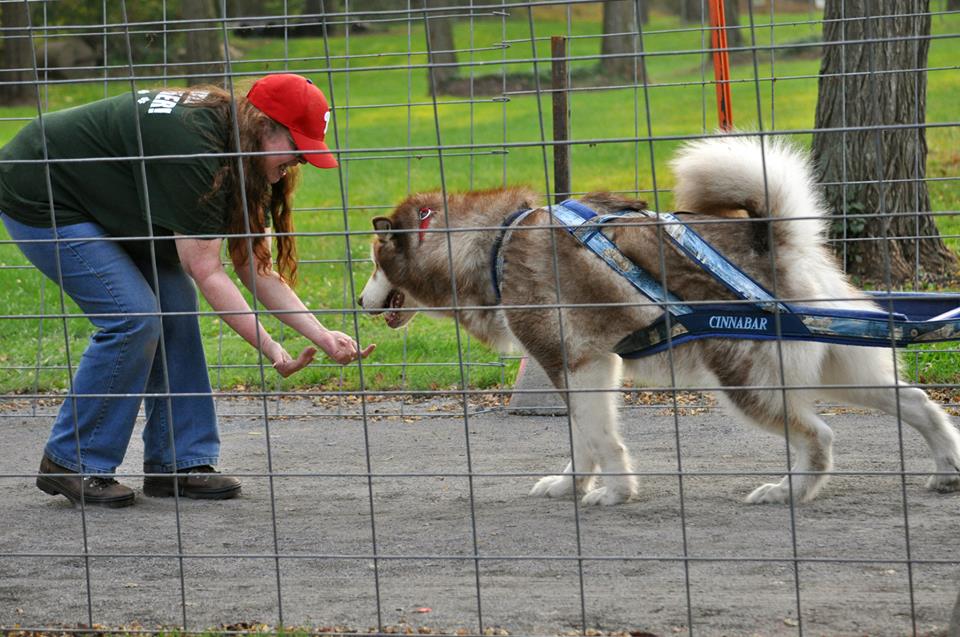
[
  {"xmin": 143, "ymin": 465, "xmax": 241, "ymax": 500},
  {"xmin": 36, "ymin": 456, "xmax": 135, "ymax": 508}
]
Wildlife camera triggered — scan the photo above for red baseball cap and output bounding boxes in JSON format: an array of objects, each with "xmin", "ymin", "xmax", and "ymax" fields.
[{"xmin": 247, "ymin": 73, "xmax": 338, "ymax": 169}]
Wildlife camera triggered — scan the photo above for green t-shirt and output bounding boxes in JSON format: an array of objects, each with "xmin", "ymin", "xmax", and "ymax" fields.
[{"xmin": 0, "ymin": 89, "xmax": 229, "ymax": 263}]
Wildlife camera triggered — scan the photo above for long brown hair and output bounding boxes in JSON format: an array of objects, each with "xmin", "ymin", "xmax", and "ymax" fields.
[{"xmin": 187, "ymin": 85, "xmax": 300, "ymax": 286}]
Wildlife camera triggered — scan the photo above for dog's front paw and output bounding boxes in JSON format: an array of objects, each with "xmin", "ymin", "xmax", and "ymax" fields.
[
  {"xmin": 530, "ymin": 475, "xmax": 575, "ymax": 499},
  {"xmin": 746, "ymin": 481, "xmax": 792, "ymax": 504},
  {"xmin": 581, "ymin": 485, "xmax": 632, "ymax": 506}
]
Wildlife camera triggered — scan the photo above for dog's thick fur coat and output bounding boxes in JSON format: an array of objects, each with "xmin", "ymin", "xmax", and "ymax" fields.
[{"xmin": 360, "ymin": 136, "xmax": 960, "ymax": 505}]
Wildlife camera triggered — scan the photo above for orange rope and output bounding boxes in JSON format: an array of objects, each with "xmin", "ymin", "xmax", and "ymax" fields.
[{"xmin": 708, "ymin": 0, "xmax": 734, "ymax": 131}]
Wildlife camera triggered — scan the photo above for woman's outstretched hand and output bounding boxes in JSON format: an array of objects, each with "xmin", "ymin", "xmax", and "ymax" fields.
[
  {"xmin": 264, "ymin": 331, "xmax": 373, "ymax": 374},
  {"xmin": 317, "ymin": 330, "xmax": 376, "ymax": 365}
]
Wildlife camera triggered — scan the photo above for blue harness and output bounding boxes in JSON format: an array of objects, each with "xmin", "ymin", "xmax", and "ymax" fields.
[{"xmin": 491, "ymin": 199, "xmax": 960, "ymax": 358}]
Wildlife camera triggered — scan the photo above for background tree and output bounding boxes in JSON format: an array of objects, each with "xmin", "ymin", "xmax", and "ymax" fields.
[
  {"xmin": 720, "ymin": 0, "xmax": 741, "ymax": 48},
  {"xmin": 0, "ymin": 1, "xmax": 34, "ymax": 105},
  {"xmin": 680, "ymin": 0, "xmax": 742, "ymax": 48},
  {"xmin": 812, "ymin": 0, "xmax": 957, "ymax": 283},
  {"xmin": 181, "ymin": 0, "xmax": 224, "ymax": 86},
  {"xmin": 230, "ymin": 0, "xmax": 272, "ymax": 36},
  {"xmin": 297, "ymin": 0, "xmax": 338, "ymax": 36},
  {"xmin": 424, "ymin": 0, "xmax": 459, "ymax": 94},
  {"xmin": 600, "ymin": 1, "xmax": 648, "ymax": 80}
]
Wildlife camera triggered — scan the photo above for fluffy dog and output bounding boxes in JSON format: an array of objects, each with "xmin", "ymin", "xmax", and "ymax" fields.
[{"xmin": 359, "ymin": 136, "xmax": 960, "ymax": 505}]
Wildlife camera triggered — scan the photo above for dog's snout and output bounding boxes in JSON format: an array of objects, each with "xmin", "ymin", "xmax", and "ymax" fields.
[{"xmin": 358, "ymin": 293, "xmax": 384, "ymax": 315}]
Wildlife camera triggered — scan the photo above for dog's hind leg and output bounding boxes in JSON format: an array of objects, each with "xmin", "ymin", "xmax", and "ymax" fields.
[
  {"xmin": 719, "ymin": 389, "xmax": 835, "ymax": 504},
  {"xmin": 821, "ymin": 348, "xmax": 960, "ymax": 493},
  {"xmin": 875, "ymin": 385, "xmax": 960, "ymax": 492},
  {"xmin": 530, "ymin": 354, "xmax": 637, "ymax": 505},
  {"xmin": 706, "ymin": 343, "xmax": 835, "ymax": 503}
]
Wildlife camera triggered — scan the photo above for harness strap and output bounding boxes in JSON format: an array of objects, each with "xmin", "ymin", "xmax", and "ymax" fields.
[
  {"xmin": 554, "ymin": 199, "xmax": 788, "ymax": 358},
  {"xmin": 490, "ymin": 208, "xmax": 535, "ymax": 303},
  {"xmin": 561, "ymin": 199, "xmax": 786, "ymax": 313},
  {"xmin": 489, "ymin": 198, "xmax": 960, "ymax": 357},
  {"xmin": 646, "ymin": 211, "xmax": 789, "ymax": 313},
  {"xmin": 549, "ymin": 202, "xmax": 692, "ymax": 316}
]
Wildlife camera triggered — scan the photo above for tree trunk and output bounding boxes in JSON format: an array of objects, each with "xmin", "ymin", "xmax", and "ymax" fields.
[
  {"xmin": 681, "ymin": 1, "xmax": 742, "ymax": 48},
  {"xmin": 424, "ymin": 0, "xmax": 458, "ymax": 95},
  {"xmin": 230, "ymin": 0, "xmax": 273, "ymax": 37},
  {"xmin": 724, "ymin": 0, "xmax": 742, "ymax": 49},
  {"xmin": 812, "ymin": 0, "xmax": 957, "ymax": 284},
  {"xmin": 682, "ymin": 0, "xmax": 705, "ymax": 22},
  {"xmin": 601, "ymin": 1, "xmax": 647, "ymax": 80},
  {"xmin": 298, "ymin": 0, "xmax": 344, "ymax": 36},
  {"xmin": 230, "ymin": 0, "xmax": 262, "ymax": 16},
  {"xmin": 299, "ymin": 0, "xmax": 328, "ymax": 36},
  {"xmin": 0, "ymin": 1, "xmax": 34, "ymax": 106},
  {"xmin": 181, "ymin": 0, "xmax": 224, "ymax": 86}
]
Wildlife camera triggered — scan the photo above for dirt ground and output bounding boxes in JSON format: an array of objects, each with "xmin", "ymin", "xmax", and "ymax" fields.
[{"xmin": 1, "ymin": 394, "xmax": 959, "ymax": 637}]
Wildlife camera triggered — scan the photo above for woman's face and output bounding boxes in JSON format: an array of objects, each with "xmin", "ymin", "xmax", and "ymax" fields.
[{"xmin": 261, "ymin": 127, "xmax": 305, "ymax": 184}]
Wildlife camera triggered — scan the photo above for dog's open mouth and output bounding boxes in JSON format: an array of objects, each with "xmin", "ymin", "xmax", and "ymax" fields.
[{"xmin": 384, "ymin": 289, "xmax": 407, "ymax": 328}]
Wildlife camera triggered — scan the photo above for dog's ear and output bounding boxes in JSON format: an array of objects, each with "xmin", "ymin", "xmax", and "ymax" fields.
[{"xmin": 372, "ymin": 216, "xmax": 393, "ymax": 241}]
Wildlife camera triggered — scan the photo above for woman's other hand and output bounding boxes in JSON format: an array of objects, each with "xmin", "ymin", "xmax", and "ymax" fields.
[{"xmin": 266, "ymin": 342, "xmax": 318, "ymax": 377}]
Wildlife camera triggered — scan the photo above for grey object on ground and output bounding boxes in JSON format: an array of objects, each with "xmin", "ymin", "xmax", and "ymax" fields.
[
  {"xmin": 950, "ymin": 587, "xmax": 960, "ymax": 637},
  {"xmin": 507, "ymin": 357, "xmax": 567, "ymax": 416}
]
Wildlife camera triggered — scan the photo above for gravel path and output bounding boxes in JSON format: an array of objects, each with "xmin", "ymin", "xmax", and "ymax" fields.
[{"xmin": 2, "ymin": 395, "xmax": 959, "ymax": 636}]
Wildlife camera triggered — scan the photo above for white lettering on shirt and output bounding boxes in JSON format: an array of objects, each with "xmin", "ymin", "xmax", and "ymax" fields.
[
  {"xmin": 147, "ymin": 90, "xmax": 184, "ymax": 114},
  {"xmin": 183, "ymin": 90, "xmax": 209, "ymax": 105}
]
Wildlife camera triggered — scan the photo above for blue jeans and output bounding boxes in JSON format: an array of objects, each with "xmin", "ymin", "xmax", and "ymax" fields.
[{"xmin": 1, "ymin": 213, "xmax": 220, "ymax": 474}]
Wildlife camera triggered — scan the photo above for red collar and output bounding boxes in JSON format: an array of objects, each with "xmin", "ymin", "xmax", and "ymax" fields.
[{"xmin": 418, "ymin": 207, "xmax": 433, "ymax": 244}]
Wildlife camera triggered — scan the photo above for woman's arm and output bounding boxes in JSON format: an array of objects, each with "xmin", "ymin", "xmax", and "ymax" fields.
[
  {"xmin": 175, "ymin": 234, "xmax": 316, "ymax": 377},
  {"xmin": 232, "ymin": 233, "xmax": 374, "ymax": 365}
]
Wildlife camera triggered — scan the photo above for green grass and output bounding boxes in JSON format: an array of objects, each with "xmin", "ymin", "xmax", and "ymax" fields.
[{"xmin": 1, "ymin": 6, "xmax": 958, "ymax": 393}]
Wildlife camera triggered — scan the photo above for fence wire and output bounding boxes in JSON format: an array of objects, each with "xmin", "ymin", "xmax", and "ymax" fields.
[{"xmin": 1, "ymin": 1, "xmax": 959, "ymax": 636}]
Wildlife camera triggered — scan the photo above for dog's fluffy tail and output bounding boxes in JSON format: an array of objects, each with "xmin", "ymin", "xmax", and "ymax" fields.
[{"xmin": 670, "ymin": 135, "xmax": 827, "ymax": 251}]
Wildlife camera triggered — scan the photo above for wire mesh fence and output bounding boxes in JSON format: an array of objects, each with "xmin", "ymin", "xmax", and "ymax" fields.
[{"xmin": 1, "ymin": 0, "xmax": 959, "ymax": 635}]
